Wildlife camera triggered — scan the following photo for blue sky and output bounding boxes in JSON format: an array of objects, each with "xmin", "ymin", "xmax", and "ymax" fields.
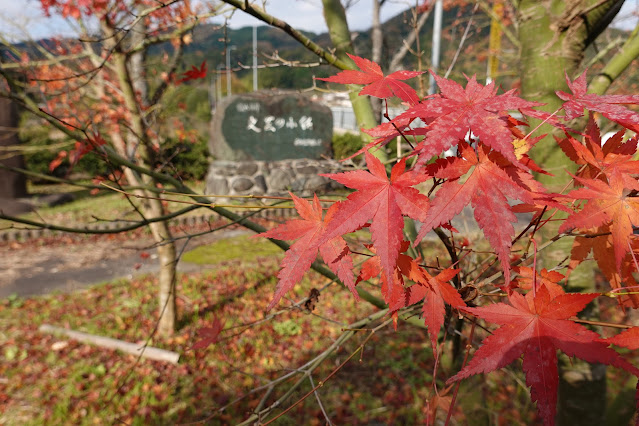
[{"xmin": 0, "ymin": 0, "xmax": 637, "ymax": 41}]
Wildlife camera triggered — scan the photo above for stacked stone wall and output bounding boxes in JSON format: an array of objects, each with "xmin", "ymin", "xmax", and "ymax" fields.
[{"xmin": 206, "ymin": 159, "xmax": 344, "ymax": 198}]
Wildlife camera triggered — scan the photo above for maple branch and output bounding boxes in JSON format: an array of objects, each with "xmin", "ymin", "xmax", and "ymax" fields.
[
  {"xmin": 308, "ymin": 375, "xmax": 333, "ymax": 425},
  {"xmin": 588, "ymin": 23, "xmax": 639, "ymax": 96},
  {"xmin": 100, "ymin": 183, "xmax": 296, "ymax": 210},
  {"xmin": 196, "ymin": 308, "xmax": 389, "ymax": 425},
  {"xmin": 148, "ymin": 38, "xmax": 184, "ymax": 107},
  {"xmin": 259, "ymin": 316, "xmax": 392, "ymax": 425},
  {"xmin": 444, "ymin": 3, "xmax": 479, "ymax": 79},
  {"xmin": 0, "ymin": 163, "xmax": 101, "ymax": 190},
  {"xmin": 388, "ymin": 6, "xmax": 432, "ymax": 72},
  {"xmin": 0, "ymin": 52, "xmax": 92, "ymax": 70},
  {"xmin": 512, "ymin": 206, "xmax": 547, "ymax": 245},
  {"xmin": 446, "ymin": 318, "xmax": 477, "ymax": 425},
  {"xmin": 434, "ymin": 228, "xmax": 462, "ymax": 289},
  {"xmin": 237, "ymin": 52, "xmax": 324, "ymax": 69},
  {"xmin": 580, "ymin": 36, "xmax": 624, "ymax": 71},
  {"xmin": 571, "ymin": 317, "xmax": 633, "ymax": 330},
  {"xmin": 127, "ymin": 10, "xmax": 224, "ymax": 53},
  {"xmin": 218, "ymin": 0, "xmax": 349, "ymax": 69},
  {"xmin": 480, "ymin": 233, "xmax": 565, "ymax": 287},
  {"xmin": 0, "ymin": 205, "xmax": 198, "ymax": 235}
]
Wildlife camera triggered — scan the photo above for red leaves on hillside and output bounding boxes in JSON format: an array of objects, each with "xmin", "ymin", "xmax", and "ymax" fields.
[
  {"xmin": 450, "ymin": 284, "xmax": 639, "ymax": 424},
  {"xmin": 256, "ymin": 193, "xmax": 356, "ymax": 310},
  {"xmin": 317, "ymin": 53, "xmax": 423, "ymax": 104},
  {"xmin": 177, "ymin": 61, "xmax": 207, "ymax": 84}
]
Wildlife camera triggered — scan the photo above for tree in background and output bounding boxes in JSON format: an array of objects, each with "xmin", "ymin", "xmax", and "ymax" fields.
[
  {"xmin": 0, "ymin": 96, "xmax": 27, "ymax": 212},
  {"xmin": 0, "ymin": 0, "xmax": 226, "ymax": 336}
]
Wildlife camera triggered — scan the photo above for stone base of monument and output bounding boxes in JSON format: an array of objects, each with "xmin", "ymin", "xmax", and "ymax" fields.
[{"xmin": 205, "ymin": 159, "xmax": 344, "ymax": 200}]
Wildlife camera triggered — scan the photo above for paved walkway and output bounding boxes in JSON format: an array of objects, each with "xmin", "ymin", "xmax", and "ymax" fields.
[
  {"xmin": 0, "ymin": 229, "xmax": 251, "ymax": 298},
  {"xmin": 1, "ymin": 206, "xmax": 533, "ymax": 299}
]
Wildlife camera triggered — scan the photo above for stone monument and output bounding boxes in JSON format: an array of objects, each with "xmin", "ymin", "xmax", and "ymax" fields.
[
  {"xmin": 207, "ymin": 91, "xmax": 343, "ymax": 198},
  {"xmin": 210, "ymin": 90, "xmax": 333, "ymax": 161}
]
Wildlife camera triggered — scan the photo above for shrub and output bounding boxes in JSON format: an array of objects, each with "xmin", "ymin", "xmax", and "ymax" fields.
[
  {"xmin": 20, "ymin": 118, "xmax": 107, "ymax": 180},
  {"xmin": 162, "ymin": 137, "xmax": 210, "ymax": 181},
  {"xmin": 332, "ymin": 131, "xmax": 363, "ymax": 160}
]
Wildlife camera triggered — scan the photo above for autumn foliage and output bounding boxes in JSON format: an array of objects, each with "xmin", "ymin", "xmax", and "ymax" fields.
[
  {"xmin": 10, "ymin": 0, "xmax": 639, "ymax": 420},
  {"xmin": 259, "ymin": 55, "xmax": 639, "ymax": 423}
]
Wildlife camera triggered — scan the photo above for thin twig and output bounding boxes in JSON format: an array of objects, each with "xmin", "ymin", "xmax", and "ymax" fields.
[{"xmin": 444, "ymin": 2, "xmax": 479, "ymax": 79}]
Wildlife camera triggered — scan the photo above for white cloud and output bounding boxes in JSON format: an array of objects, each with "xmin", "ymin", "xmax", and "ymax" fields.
[
  {"xmin": 0, "ymin": 0, "xmax": 74, "ymax": 42},
  {"xmin": 612, "ymin": 0, "xmax": 639, "ymax": 30}
]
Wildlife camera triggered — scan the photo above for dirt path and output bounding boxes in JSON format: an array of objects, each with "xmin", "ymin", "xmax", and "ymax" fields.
[{"xmin": 1, "ymin": 227, "xmax": 252, "ymax": 298}]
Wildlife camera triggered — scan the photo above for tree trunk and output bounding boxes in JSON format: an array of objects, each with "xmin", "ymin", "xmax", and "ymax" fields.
[
  {"xmin": 129, "ymin": 15, "xmax": 177, "ymax": 337},
  {"xmin": 0, "ymin": 96, "xmax": 27, "ymax": 206},
  {"xmin": 106, "ymin": 17, "xmax": 178, "ymax": 337},
  {"xmin": 370, "ymin": 0, "xmax": 383, "ymax": 123},
  {"xmin": 517, "ymin": 1, "xmax": 624, "ymax": 423},
  {"xmin": 148, "ymin": 204, "xmax": 178, "ymax": 337},
  {"xmin": 322, "ymin": 0, "xmax": 386, "ymax": 160}
]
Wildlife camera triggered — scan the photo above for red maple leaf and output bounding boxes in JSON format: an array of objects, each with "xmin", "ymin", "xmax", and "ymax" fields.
[
  {"xmin": 406, "ymin": 267, "xmax": 464, "ymax": 351},
  {"xmin": 355, "ymin": 242, "xmax": 416, "ymax": 311},
  {"xmin": 415, "ymin": 143, "xmax": 536, "ymax": 283},
  {"xmin": 559, "ymin": 173, "xmax": 639, "ymax": 272},
  {"xmin": 507, "ymin": 266, "xmax": 564, "ymax": 295},
  {"xmin": 177, "ymin": 60, "xmax": 207, "ymax": 84},
  {"xmin": 604, "ymin": 326, "xmax": 639, "ymax": 350},
  {"xmin": 568, "ymin": 228, "xmax": 639, "ymax": 308},
  {"xmin": 557, "ymin": 117, "xmax": 639, "ymax": 181},
  {"xmin": 355, "ymin": 242, "xmax": 464, "ymax": 339},
  {"xmin": 49, "ymin": 132, "xmax": 106, "ymax": 172},
  {"xmin": 192, "ymin": 317, "xmax": 224, "ymax": 350},
  {"xmin": 316, "ymin": 53, "xmax": 423, "ymax": 104},
  {"xmin": 449, "ymin": 284, "xmax": 639, "ymax": 424},
  {"xmin": 557, "ymin": 70, "xmax": 639, "ymax": 131},
  {"xmin": 320, "ymin": 152, "xmax": 430, "ymax": 288},
  {"xmin": 49, "ymin": 150, "xmax": 67, "ymax": 171},
  {"xmin": 256, "ymin": 193, "xmax": 356, "ymax": 310},
  {"xmin": 394, "ymin": 72, "xmax": 542, "ymax": 165}
]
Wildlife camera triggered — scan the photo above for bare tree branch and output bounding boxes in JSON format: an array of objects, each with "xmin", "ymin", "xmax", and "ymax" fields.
[
  {"xmin": 218, "ymin": 0, "xmax": 351, "ymax": 70},
  {"xmin": 389, "ymin": 6, "xmax": 431, "ymax": 72}
]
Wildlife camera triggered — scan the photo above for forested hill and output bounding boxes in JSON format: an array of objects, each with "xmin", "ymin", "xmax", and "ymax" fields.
[
  {"xmin": 178, "ymin": 4, "xmax": 500, "ymax": 91},
  {"xmin": 6, "ymin": 4, "xmax": 633, "ymax": 93}
]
